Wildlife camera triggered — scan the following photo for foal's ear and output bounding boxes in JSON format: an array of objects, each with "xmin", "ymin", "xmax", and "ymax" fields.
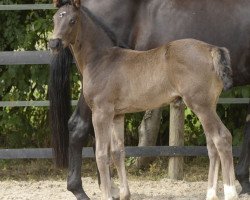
[
  {"xmin": 53, "ymin": 0, "xmax": 74, "ymax": 8},
  {"xmin": 53, "ymin": 0, "xmax": 60, "ymax": 7},
  {"xmin": 71, "ymin": 0, "xmax": 81, "ymax": 8}
]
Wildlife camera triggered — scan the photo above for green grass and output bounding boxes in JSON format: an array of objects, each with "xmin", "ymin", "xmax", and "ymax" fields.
[{"xmin": 0, "ymin": 157, "xmax": 213, "ymax": 182}]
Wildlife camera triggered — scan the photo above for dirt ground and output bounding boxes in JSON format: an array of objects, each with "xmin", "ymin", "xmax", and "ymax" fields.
[{"xmin": 0, "ymin": 178, "xmax": 249, "ymax": 200}]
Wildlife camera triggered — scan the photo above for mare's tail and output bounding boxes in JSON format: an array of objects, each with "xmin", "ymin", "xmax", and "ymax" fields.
[
  {"xmin": 49, "ymin": 47, "xmax": 73, "ymax": 168},
  {"xmin": 211, "ymin": 47, "xmax": 233, "ymax": 90}
]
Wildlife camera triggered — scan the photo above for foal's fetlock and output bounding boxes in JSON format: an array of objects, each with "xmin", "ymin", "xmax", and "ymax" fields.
[
  {"xmin": 206, "ymin": 188, "xmax": 219, "ymax": 200},
  {"xmin": 111, "ymin": 182, "xmax": 120, "ymax": 199},
  {"xmin": 120, "ymin": 193, "xmax": 130, "ymax": 200},
  {"xmin": 120, "ymin": 188, "xmax": 131, "ymax": 200},
  {"xmin": 224, "ymin": 185, "xmax": 239, "ymax": 200},
  {"xmin": 206, "ymin": 195, "xmax": 219, "ymax": 200}
]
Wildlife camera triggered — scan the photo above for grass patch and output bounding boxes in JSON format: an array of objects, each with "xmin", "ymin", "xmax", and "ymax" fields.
[
  {"xmin": 0, "ymin": 158, "xmax": 97, "ymax": 181},
  {"xmin": 0, "ymin": 157, "xmax": 212, "ymax": 182}
]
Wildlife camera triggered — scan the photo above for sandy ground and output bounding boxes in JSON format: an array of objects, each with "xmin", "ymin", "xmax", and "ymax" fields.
[{"xmin": 0, "ymin": 178, "xmax": 249, "ymax": 200}]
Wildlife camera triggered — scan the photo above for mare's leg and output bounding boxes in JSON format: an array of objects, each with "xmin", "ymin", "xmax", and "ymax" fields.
[
  {"xmin": 111, "ymin": 115, "xmax": 130, "ymax": 200},
  {"xmin": 194, "ymin": 107, "xmax": 238, "ymax": 200},
  {"xmin": 67, "ymin": 94, "xmax": 93, "ymax": 200},
  {"xmin": 236, "ymin": 104, "xmax": 250, "ymax": 194},
  {"xmin": 92, "ymin": 107, "xmax": 114, "ymax": 200}
]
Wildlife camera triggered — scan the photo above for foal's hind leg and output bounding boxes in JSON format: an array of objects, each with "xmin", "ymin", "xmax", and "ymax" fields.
[
  {"xmin": 236, "ymin": 104, "xmax": 250, "ymax": 194},
  {"xmin": 194, "ymin": 107, "xmax": 238, "ymax": 200},
  {"xmin": 205, "ymin": 134, "xmax": 220, "ymax": 200},
  {"xmin": 67, "ymin": 95, "xmax": 93, "ymax": 200},
  {"xmin": 111, "ymin": 115, "xmax": 130, "ymax": 200}
]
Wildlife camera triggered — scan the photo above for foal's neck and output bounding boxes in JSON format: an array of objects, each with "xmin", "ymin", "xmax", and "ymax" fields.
[{"xmin": 70, "ymin": 8, "xmax": 114, "ymax": 73}]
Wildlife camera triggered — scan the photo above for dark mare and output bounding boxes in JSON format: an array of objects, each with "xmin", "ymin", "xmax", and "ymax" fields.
[{"xmin": 49, "ymin": 0, "xmax": 250, "ymax": 199}]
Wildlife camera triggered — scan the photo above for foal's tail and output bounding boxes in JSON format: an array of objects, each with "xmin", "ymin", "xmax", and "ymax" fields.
[
  {"xmin": 211, "ymin": 47, "xmax": 233, "ymax": 90},
  {"xmin": 49, "ymin": 47, "xmax": 73, "ymax": 168}
]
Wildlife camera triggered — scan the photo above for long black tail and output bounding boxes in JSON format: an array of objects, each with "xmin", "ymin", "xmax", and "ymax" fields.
[{"xmin": 49, "ymin": 47, "xmax": 73, "ymax": 168}]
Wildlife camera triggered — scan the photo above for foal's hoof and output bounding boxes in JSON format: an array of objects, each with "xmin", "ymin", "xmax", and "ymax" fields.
[
  {"xmin": 225, "ymin": 197, "xmax": 239, "ymax": 200},
  {"xmin": 120, "ymin": 188, "xmax": 131, "ymax": 200},
  {"xmin": 206, "ymin": 188, "xmax": 219, "ymax": 200},
  {"xmin": 206, "ymin": 196, "xmax": 219, "ymax": 200}
]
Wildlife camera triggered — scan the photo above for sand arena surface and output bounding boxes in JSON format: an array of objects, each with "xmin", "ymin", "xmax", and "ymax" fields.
[{"xmin": 0, "ymin": 178, "xmax": 249, "ymax": 200}]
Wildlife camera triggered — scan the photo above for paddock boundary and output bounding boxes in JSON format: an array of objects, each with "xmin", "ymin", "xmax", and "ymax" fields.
[
  {"xmin": 0, "ymin": 146, "xmax": 241, "ymax": 159},
  {"xmin": 0, "ymin": 4, "xmax": 248, "ymax": 165},
  {"xmin": 0, "ymin": 4, "xmax": 54, "ymax": 11}
]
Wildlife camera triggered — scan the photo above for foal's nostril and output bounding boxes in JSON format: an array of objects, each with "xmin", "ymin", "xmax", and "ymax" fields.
[{"xmin": 49, "ymin": 38, "xmax": 62, "ymax": 50}]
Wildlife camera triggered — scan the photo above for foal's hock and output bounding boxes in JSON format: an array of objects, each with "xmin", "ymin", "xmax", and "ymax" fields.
[{"xmin": 50, "ymin": 3, "xmax": 237, "ymax": 200}]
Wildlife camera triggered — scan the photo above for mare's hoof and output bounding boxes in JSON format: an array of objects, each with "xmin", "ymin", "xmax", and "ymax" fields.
[
  {"xmin": 240, "ymin": 182, "xmax": 250, "ymax": 195},
  {"xmin": 75, "ymin": 193, "xmax": 90, "ymax": 200},
  {"xmin": 240, "ymin": 188, "xmax": 250, "ymax": 195}
]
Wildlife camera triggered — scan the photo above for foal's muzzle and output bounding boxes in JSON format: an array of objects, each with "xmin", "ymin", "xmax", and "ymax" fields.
[{"xmin": 49, "ymin": 38, "xmax": 63, "ymax": 52}]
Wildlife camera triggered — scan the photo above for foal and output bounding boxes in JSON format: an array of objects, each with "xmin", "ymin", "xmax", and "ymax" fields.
[{"xmin": 50, "ymin": 3, "xmax": 237, "ymax": 200}]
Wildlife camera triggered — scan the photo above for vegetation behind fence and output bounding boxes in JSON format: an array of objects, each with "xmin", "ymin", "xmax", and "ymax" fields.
[{"xmin": 0, "ymin": 1, "xmax": 249, "ymax": 151}]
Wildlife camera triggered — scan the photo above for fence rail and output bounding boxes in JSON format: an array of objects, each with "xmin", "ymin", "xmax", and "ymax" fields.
[
  {"xmin": 0, "ymin": 98, "xmax": 249, "ymax": 108},
  {"xmin": 0, "ymin": 146, "xmax": 241, "ymax": 159},
  {"xmin": 0, "ymin": 4, "xmax": 54, "ymax": 11},
  {"xmin": 0, "ymin": 51, "xmax": 51, "ymax": 65}
]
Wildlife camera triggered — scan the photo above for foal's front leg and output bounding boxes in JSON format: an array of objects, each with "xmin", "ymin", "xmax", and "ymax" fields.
[
  {"xmin": 92, "ymin": 108, "xmax": 114, "ymax": 200},
  {"xmin": 111, "ymin": 115, "xmax": 130, "ymax": 200}
]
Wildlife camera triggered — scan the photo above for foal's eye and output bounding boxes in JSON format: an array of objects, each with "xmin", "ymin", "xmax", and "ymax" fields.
[{"xmin": 70, "ymin": 19, "xmax": 76, "ymax": 25}]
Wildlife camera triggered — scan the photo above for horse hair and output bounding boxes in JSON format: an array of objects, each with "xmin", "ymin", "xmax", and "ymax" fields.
[
  {"xmin": 49, "ymin": 47, "xmax": 73, "ymax": 168},
  {"xmin": 81, "ymin": 6, "xmax": 129, "ymax": 49}
]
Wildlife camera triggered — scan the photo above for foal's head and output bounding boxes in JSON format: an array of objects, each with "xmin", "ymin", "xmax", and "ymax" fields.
[{"xmin": 49, "ymin": 1, "xmax": 81, "ymax": 52}]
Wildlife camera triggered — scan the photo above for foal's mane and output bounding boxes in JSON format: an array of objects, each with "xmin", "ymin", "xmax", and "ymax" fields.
[{"xmin": 80, "ymin": 6, "xmax": 128, "ymax": 48}]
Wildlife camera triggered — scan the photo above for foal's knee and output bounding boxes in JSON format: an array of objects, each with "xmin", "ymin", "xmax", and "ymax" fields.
[
  {"xmin": 215, "ymin": 129, "xmax": 232, "ymax": 148},
  {"xmin": 207, "ymin": 142, "xmax": 219, "ymax": 159},
  {"xmin": 203, "ymin": 122, "xmax": 233, "ymax": 157},
  {"xmin": 111, "ymin": 148, "xmax": 124, "ymax": 163},
  {"xmin": 96, "ymin": 151, "xmax": 110, "ymax": 166}
]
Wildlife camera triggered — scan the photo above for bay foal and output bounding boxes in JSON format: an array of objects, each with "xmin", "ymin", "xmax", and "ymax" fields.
[{"xmin": 50, "ymin": 3, "xmax": 237, "ymax": 200}]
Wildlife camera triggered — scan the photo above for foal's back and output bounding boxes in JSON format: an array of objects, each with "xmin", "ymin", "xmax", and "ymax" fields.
[{"xmin": 87, "ymin": 39, "xmax": 227, "ymax": 114}]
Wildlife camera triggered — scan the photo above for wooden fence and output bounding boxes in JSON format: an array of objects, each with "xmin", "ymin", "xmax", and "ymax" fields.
[{"xmin": 0, "ymin": 4, "xmax": 249, "ymax": 180}]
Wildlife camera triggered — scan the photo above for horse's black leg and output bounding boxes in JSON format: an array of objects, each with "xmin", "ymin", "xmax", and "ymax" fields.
[
  {"xmin": 67, "ymin": 93, "xmax": 94, "ymax": 200},
  {"xmin": 236, "ymin": 103, "xmax": 250, "ymax": 194}
]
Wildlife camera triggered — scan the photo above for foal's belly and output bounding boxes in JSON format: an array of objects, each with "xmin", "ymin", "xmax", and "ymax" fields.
[{"xmin": 114, "ymin": 89, "xmax": 178, "ymax": 114}]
